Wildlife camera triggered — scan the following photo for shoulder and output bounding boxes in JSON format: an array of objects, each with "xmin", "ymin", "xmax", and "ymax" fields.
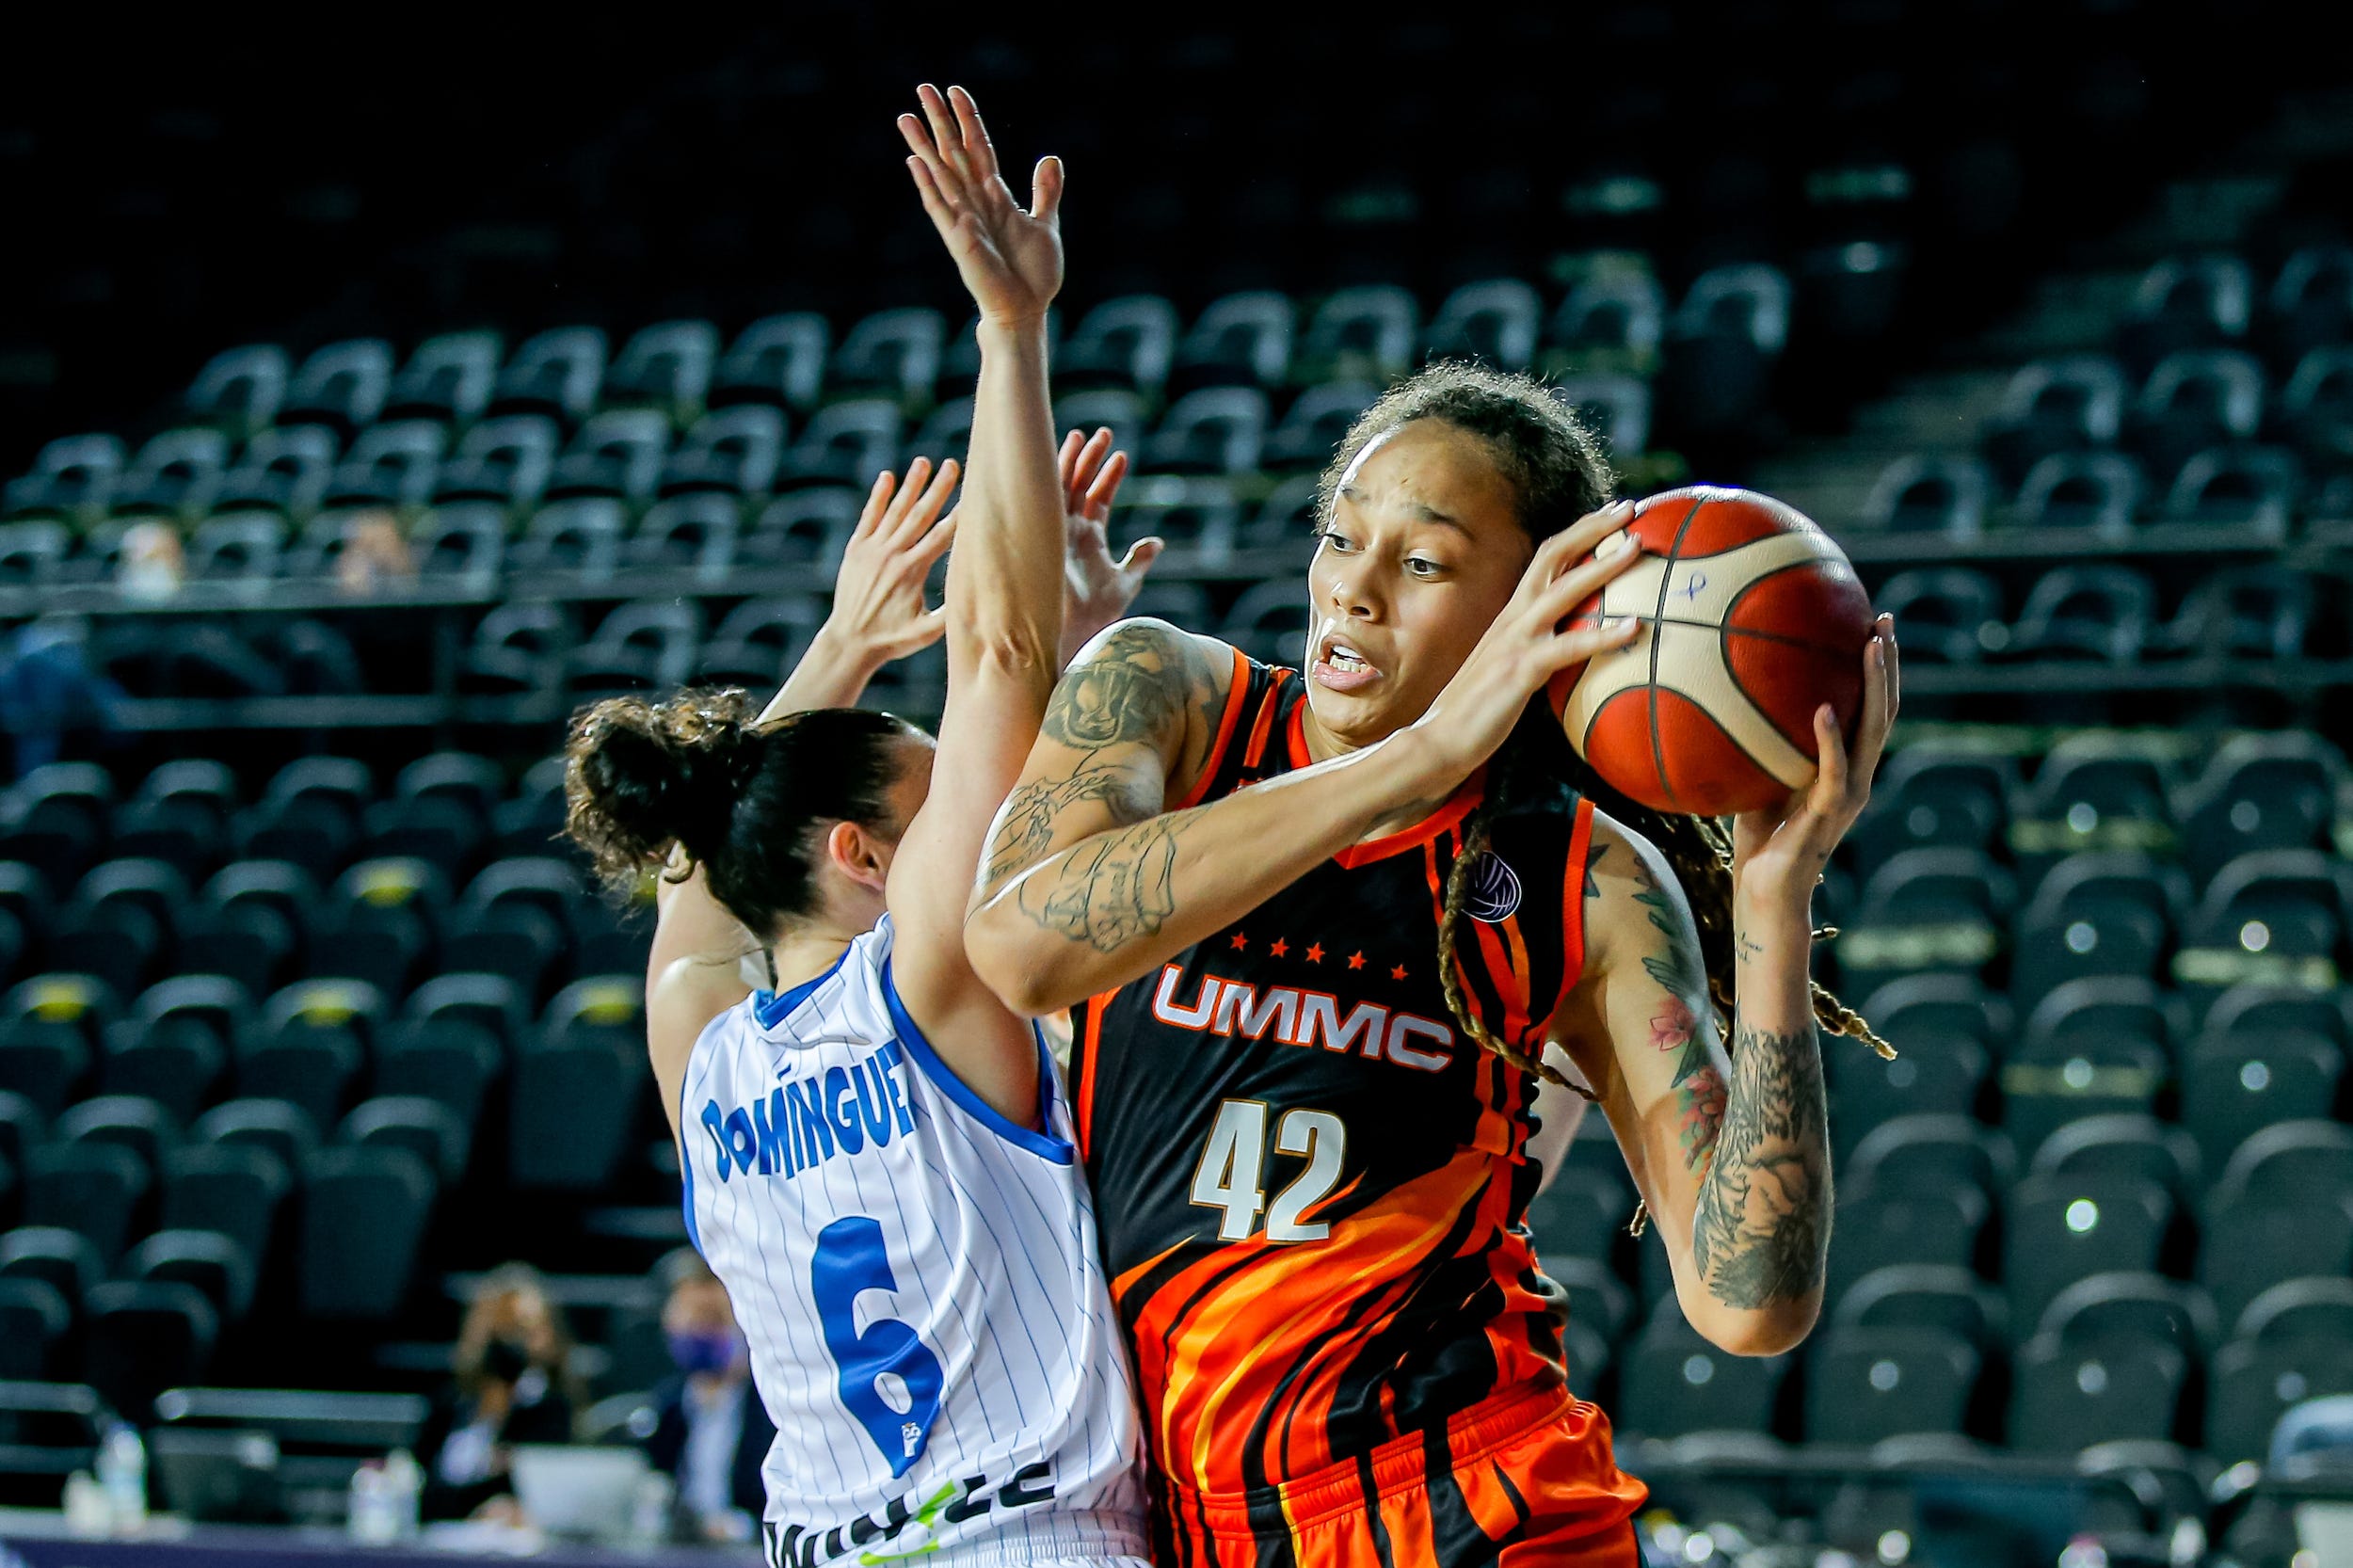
[
  {"xmin": 1048, "ymin": 617, "xmax": 1238, "ymax": 753},
  {"xmin": 648, "ymin": 955, "xmax": 751, "ymax": 1063},
  {"xmin": 1580, "ymin": 809, "xmax": 1699, "ymax": 963}
]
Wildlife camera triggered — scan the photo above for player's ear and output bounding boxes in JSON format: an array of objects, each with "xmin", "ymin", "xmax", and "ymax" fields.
[{"xmin": 824, "ymin": 820, "xmax": 891, "ymax": 894}]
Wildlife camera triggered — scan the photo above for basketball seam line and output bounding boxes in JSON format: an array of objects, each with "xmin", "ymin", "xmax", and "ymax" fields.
[{"xmin": 1651, "ymin": 494, "xmax": 1705, "ymax": 811}]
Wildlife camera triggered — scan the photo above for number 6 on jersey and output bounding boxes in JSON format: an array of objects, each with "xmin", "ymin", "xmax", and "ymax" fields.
[{"xmin": 1188, "ymin": 1100, "xmax": 1346, "ymax": 1242}]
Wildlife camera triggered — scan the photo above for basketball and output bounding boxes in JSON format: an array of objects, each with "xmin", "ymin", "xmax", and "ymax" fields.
[{"xmin": 1550, "ymin": 486, "xmax": 1875, "ymax": 816}]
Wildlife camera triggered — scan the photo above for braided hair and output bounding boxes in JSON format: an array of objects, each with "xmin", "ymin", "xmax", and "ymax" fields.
[
  {"xmin": 1321, "ymin": 364, "xmax": 1885, "ymax": 1090},
  {"xmin": 563, "ymin": 687, "xmax": 923, "ymax": 941}
]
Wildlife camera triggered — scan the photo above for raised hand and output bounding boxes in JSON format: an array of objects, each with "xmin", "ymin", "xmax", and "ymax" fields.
[
  {"xmin": 826, "ymin": 457, "xmax": 962, "ymax": 664},
  {"xmin": 1732, "ymin": 611, "xmax": 1900, "ymax": 906},
  {"xmin": 1056, "ymin": 427, "xmax": 1158, "ymax": 664},
  {"xmin": 1404, "ymin": 503, "xmax": 1646, "ymax": 784},
  {"xmin": 899, "ymin": 84, "xmax": 1063, "ymax": 327}
]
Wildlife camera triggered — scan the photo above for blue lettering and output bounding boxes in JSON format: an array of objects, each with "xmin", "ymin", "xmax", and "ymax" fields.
[
  {"xmin": 723, "ymin": 1107, "xmax": 758, "ymax": 1176},
  {"xmin": 824, "ymin": 1065, "xmax": 866, "ymax": 1155},
  {"xmin": 699, "ymin": 1100, "xmax": 732, "ymax": 1182},
  {"xmin": 754, "ymin": 1088, "xmax": 790, "ymax": 1176},
  {"xmin": 855, "ymin": 1058, "xmax": 894, "ymax": 1147},
  {"xmin": 886, "ymin": 1062, "xmax": 916, "ymax": 1136},
  {"xmin": 789, "ymin": 1079, "xmax": 834, "ymax": 1162}
]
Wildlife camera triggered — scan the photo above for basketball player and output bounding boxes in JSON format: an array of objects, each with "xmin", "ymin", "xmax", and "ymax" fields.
[
  {"xmin": 968, "ymin": 366, "xmax": 1902, "ymax": 1564},
  {"xmin": 564, "ymin": 88, "xmax": 1157, "ymax": 1567}
]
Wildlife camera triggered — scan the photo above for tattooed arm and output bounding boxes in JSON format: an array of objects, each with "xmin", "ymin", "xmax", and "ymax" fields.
[{"xmin": 1552, "ymin": 815, "xmax": 1829, "ymax": 1356}]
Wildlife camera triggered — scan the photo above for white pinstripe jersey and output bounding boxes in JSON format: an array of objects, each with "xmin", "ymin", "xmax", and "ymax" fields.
[{"xmin": 680, "ymin": 915, "xmax": 1147, "ymax": 1568}]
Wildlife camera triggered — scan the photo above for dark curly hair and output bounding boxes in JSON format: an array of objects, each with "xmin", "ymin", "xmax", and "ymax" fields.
[
  {"xmin": 562, "ymin": 688, "xmax": 922, "ymax": 942},
  {"xmin": 1316, "ymin": 362, "xmax": 1882, "ymax": 1089}
]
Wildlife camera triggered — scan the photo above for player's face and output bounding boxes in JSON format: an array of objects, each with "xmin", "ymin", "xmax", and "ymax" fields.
[{"xmin": 1304, "ymin": 421, "xmax": 1534, "ymax": 752}]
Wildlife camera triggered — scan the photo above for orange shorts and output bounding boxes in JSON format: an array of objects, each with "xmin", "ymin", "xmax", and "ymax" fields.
[{"xmin": 1156, "ymin": 1384, "xmax": 1648, "ymax": 1567}]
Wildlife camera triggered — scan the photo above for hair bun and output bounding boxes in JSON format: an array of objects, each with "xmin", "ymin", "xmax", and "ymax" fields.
[{"xmin": 562, "ymin": 688, "xmax": 762, "ymax": 879}]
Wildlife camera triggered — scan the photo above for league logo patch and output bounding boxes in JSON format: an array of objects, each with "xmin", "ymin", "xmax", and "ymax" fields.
[{"xmin": 1466, "ymin": 852, "xmax": 1523, "ymax": 923}]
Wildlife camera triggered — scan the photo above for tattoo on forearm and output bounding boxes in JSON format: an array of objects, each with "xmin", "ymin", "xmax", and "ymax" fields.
[
  {"xmin": 1690, "ymin": 1023, "xmax": 1829, "ymax": 1310},
  {"xmin": 1040, "ymin": 622, "xmax": 1213, "ymax": 750},
  {"xmin": 1015, "ymin": 811, "xmax": 1192, "ymax": 951},
  {"xmin": 1630, "ymin": 854, "xmax": 1715, "ymax": 1087},
  {"xmin": 1673, "ymin": 1064, "xmax": 1729, "ymax": 1174},
  {"xmin": 984, "ymin": 757, "xmax": 1161, "ymax": 888},
  {"xmin": 1736, "ymin": 930, "xmax": 1766, "ymax": 965}
]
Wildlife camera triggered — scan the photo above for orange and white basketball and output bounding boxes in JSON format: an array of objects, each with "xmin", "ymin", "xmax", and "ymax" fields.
[{"xmin": 1549, "ymin": 487, "xmax": 1874, "ymax": 816}]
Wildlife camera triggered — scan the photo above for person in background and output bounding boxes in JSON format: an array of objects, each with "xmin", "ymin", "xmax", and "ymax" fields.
[
  {"xmin": 640, "ymin": 1250, "xmax": 771, "ymax": 1543},
  {"xmin": 418, "ymin": 1263, "xmax": 584, "ymax": 1523},
  {"xmin": 0, "ymin": 616, "xmax": 122, "ymax": 778}
]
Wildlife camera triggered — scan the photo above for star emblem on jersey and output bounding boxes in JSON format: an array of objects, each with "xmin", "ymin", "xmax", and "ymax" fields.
[
  {"xmin": 1269, "ymin": 938, "xmax": 1289, "ymax": 957},
  {"xmin": 1464, "ymin": 852, "xmax": 1523, "ymax": 923},
  {"xmin": 1391, "ymin": 964, "xmax": 1408, "ymax": 981},
  {"xmin": 1561, "ymin": 527, "xmax": 1843, "ymax": 794},
  {"xmin": 1305, "ymin": 943, "xmax": 1324, "ymax": 964},
  {"xmin": 1230, "ymin": 932, "xmax": 1248, "ymax": 951},
  {"xmin": 1347, "ymin": 952, "xmax": 1366, "ymax": 970}
]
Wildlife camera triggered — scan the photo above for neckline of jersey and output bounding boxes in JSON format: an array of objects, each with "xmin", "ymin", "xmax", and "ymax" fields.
[
  {"xmin": 750, "ymin": 941, "xmax": 855, "ymax": 1031},
  {"xmin": 1281, "ymin": 677, "xmax": 1488, "ymax": 869}
]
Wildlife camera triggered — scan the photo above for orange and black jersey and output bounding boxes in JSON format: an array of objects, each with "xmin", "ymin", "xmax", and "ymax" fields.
[{"xmin": 1075, "ymin": 651, "xmax": 1601, "ymax": 1510}]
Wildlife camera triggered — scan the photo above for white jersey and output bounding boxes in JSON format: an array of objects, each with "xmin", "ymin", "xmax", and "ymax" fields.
[{"xmin": 680, "ymin": 915, "xmax": 1147, "ymax": 1568}]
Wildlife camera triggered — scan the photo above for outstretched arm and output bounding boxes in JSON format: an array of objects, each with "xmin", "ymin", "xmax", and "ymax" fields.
[
  {"xmin": 1554, "ymin": 614, "xmax": 1898, "ymax": 1356},
  {"xmin": 881, "ymin": 85, "xmax": 1075, "ymax": 1119},
  {"xmin": 966, "ymin": 511, "xmax": 1646, "ymax": 1016}
]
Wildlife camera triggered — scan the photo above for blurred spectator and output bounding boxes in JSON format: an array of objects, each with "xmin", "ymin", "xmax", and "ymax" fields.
[
  {"xmin": 117, "ymin": 520, "xmax": 185, "ymax": 600},
  {"xmin": 335, "ymin": 507, "xmax": 416, "ymax": 596},
  {"xmin": 642, "ymin": 1249, "xmax": 769, "ymax": 1544},
  {"xmin": 417, "ymin": 1263, "xmax": 584, "ymax": 1522},
  {"xmin": 0, "ymin": 616, "xmax": 123, "ymax": 778}
]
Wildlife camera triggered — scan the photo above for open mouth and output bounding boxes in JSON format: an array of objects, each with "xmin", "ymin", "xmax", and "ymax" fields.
[{"xmin": 1310, "ymin": 632, "xmax": 1384, "ymax": 693}]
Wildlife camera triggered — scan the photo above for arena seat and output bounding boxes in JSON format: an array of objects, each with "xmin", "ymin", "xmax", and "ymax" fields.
[
  {"xmin": 2280, "ymin": 344, "xmax": 2353, "ymax": 458},
  {"xmin": 279, "ymin": 340, "xmax": 393, "ymax": 437},
  {"xmin": 830, "ymin": 307, "xmax": 944, "ymax": 407},
  {"xmin": 1218, "ymin": 579, "xmax": 1311, "ymax": 668},
  {"xmin": 1424, "ymin": 279, "xmax": 1541, "ymax": 372},
  {"xmin": 55, "ymin": 1096, "xmax": 176, "ymax": 1191},
  {"xmin": 552, "ymin": 408, "xmax": 674, "ymax": 505},
  {"xmin": 385, "ymin": 330, "xmax": 502, "ymax": 425},
  {"xmin": 2121, "ymin": 255, "xmax": 2253, "ymax": 376},
  {"xmin": 0, "ymin": 1016, "xmax": 88, "ymax": 1119},
  {"xmin": 160, "ymin": 1144, "xmax": 287, "ymax": 1272},
  {"xmin": 1526, "ymin": 1170, "xmax": 1628, "ymax": 1277},
  {"xmin": 1057, "ymin": 296, "xmax": 1178, "ymax": 395},
  {"xmin": 1112, "ymin": 481, "xmax": 1240, "ymax": 563},
  {"xmin": 2179, "ymin": 1027, "xmax": 2343, "ymax": 1170},
  {"xmin": 327, "ymin": 419, "xmax": 447, "ymax": 509},
  {"xmin": 2162, "ymin": 563, "xmax": 2313, "ymax": 664},
  {"xmin": 1299, "ymin": 285, "xmax": 1418, "ymax": 385},
  {"xmin": 410, "ymin": 503, "xmax": 505, "ymax": 582},
  {"xmin": 184, "ymin": 346, "xmax": 289, "ymax": 442},
  {"xmin": 1849, "ymin": 752, "xmax": 2012, "ymax": 872},
  {"xmin": 407, "ymin": 968, "xmax": 533, "ymax": 1056},
  {"xmin": 1834, "ymin": 1265, "xmax": 2006, "ymax": 1352},
  {"xmin": 22, "ymin": 1143, "xmax": 147, "ymax": 1264},
  {"xmin": 712, "ymin": 313, "xmax": 829, "ymax": 412},
  {"xmin": 667, "ymin": 405, "xmax": 786, "ymax": 498},
  {"xmin": 1170, "ymin": 292, "xmax": 1293, "ymax": 397},
  {"xmin": 2129, "ymin": 349, "xmax": 2265, "ymax": 484},
  {"xmin": 461, "ymin": 602, "xmax": 570, "ymax": 699},
  {"xmin": 2012, "ymin": 452, "xmax": 2144, "ymax": 538},
  {"xmin": 125, "ymin": 1229, "xmax": 255, "ymax": 1323},
  {"xmin": 603, "ymin": 319, "xmax": 718, "ymax": 424},
  {"xmin": 0, "ymin": 1277, "xmax": 70, "ymax": 1380},
  {"xmin": 491, "ymin": 327, "xmax": 608, "ymax": 426},
  {"xmin": 1262, "ymin": 382, "xmax": 1380, "ymax": 472},
  {"xmin": 2009, "ymin": 854, "xmax": 2180, "ymax": 1007},
  {"xmin": 741, "ymin": 489, "xmax": 860, "ymax": 577},
  {"xmin": 2160, "ymin": 445, "xmax": 2301, "ymax": 540},
  {"xmin": 1873, "ymin": 568, "xmax": 2003, "ymax": 665},
  {"xmin": 192, "ymin": 1099, "xmax": 317, "ymax": 1187},
  {"xmin": 375, "ymin": 1018, "xmax": 500, "ymax": 1129},
  {"xmin": 2205, "ymin": 1335, "xmax": 2353, "ymax": 1465},
  {"xmin": 1824, "ymin": 1185, "xmax": 1987, "ymax": 1304},
  {"xmin": 2177, "ymin": 734, "xmax": 2345, "ymax": 881},
  {"xmin": 55, "ymin": 859, "xmax": 190, "ymax": 1000},
  {"xmin": 2003, "ymin": 1175, "xmax": 2172, "ymax": 1333},
  {"xmin": 2008, "ymin": 1334, "xmax": 2185, "ymax": 1453},
  {"xmin": 509, "ymin": 979, "xmax": 647, "ymax": 1190},
  {"xmin": 1848, "ymin": 1115, "xmax": 2014, "ymax": 1202},
  {"xmin": 436, "ymin": 415, "xmax": 560, "ymax": 509},
  {"xmin": 1836, "ymin": 850, "xmax": 2009, "ymax": 986},
  {"xmin": 1148, "ymin": 388, "xmax": 1268, "ymax": 476},
  {"xmin": 115, "ymin": 429, "xmax": 231, "ymax": 525},
  {"xmin": 2174, "ymin": 849, "xmax": 2350, "ymax": 1003},
  {"xmin": 216, "ymin": 424, "xmax": 338, "ymax": 520},
  {"xmin": 1620, "ymin": 1304, "xmax": 1789, "ymax": 1440},
  {"xmin": 1555, "ymin": 374, "xmax": 1653, "ymax": 460},
  {"xmin": 2002, "ymin": 1046, "xmax": 2168, "ymax": 1159},
  {"xmin": 628, "ymin": 492, "xmax": 741, "ymax": 575},
  {"xmin": 568, "ymin": 600, "xmax": 704, "ymax": 701},
  {"xmin": 82, "ymin": 1280, "xmax": 217, "ymax": 1422},
  {"xmin": 2198, "ymin": 1188, "xmax": 2353, "ymax": 1332},
  {"xmin": 1545, "ymin": 1256, "xmax": 1633, "ymax": 1350},
  {"xmin": 0, "ymin": 1093, "xmax": 46, "ymax": 1177},
  {"xmin": 783, "ymin": 399, "xmax": 903, "ymax": 489},
  {"xmin": 297, "ymin": 1146, "xmax": 434, "ymax": 1320},
  {"xmin": 343, "ymin": 1096, "xmax": 471, "ymax": 1187},
  {"xmin": 1984, "ymin": 358, "xmax": 2128, "ymax": 486},
  {"xmin": 1545, "ymin": 271, "xmax": 1664, "ymax": 375},
  {"xmin": 1803, "ymin": 1326, "xmax": 1978, "ymax": 1446},
  {"xmin": 1998, "ymin": 566, "xmax": 2156, "ymax": 664},
  {"xmin": 0, "ymin": 1227, "xmax": 98, "ymax": 1318},
  {"xmin": 907, "ymin": 397, "xmax": 975, "ymax": 469},
  {"xmin": 2027, "ymin": 1115, "xmax": 2199, "ymax": 1208},
  {"xmin": 1859, "ymin": 455, "xmax": 1993, "ymax": 537},
  {"xmin": 1828, "ymin": 1032, "xmax": 1986, "ymax": 1150}
]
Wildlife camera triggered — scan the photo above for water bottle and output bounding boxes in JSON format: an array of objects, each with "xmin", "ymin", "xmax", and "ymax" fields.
[
  {"xmin": 347, "ymin": 1461, "xmax": 393, "ymax": 1544},
  {"xmin": 94, "ymin": 1423, "xmax": 147, "ymax": 1531}
]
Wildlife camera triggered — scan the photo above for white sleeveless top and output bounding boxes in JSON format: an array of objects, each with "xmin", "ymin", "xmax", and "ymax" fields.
[{"xmin": 680, "ymin": 915, "xmax": 1147, "ymax": 1567}]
